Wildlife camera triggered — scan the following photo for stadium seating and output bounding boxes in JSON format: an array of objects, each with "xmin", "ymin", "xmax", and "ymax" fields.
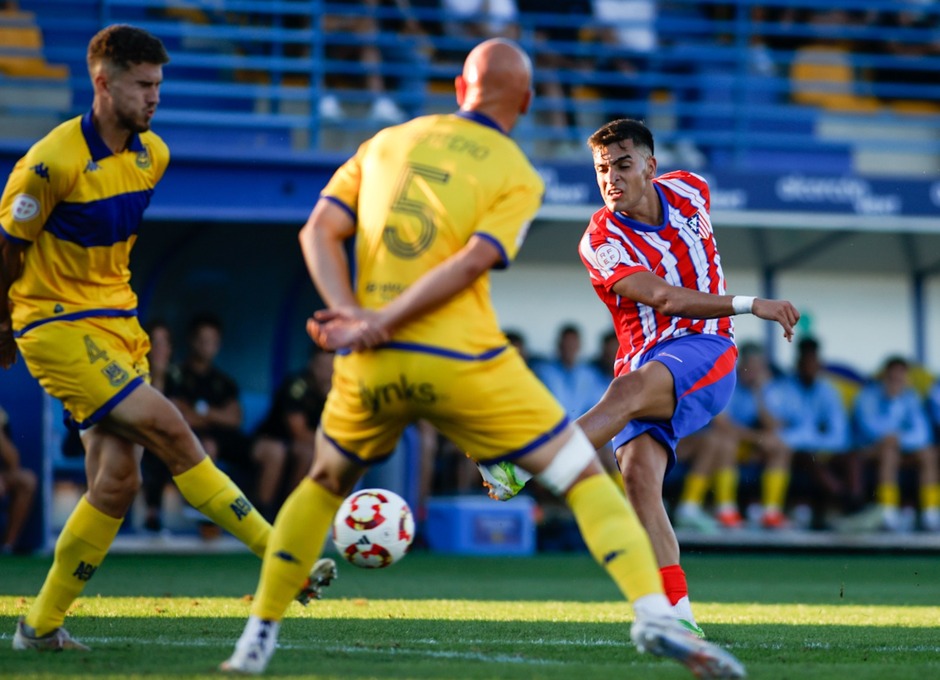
[{"xmin": 1, "ymin": 0, "xmax": 936, "ymax": 176}]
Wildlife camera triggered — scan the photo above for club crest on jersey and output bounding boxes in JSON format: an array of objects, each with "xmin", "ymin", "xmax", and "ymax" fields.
[
  {"xmin": 688, "ymin": 211, "xmax": 712, "ymax": 241},
  {"xmin": 101, "ymin": 361, "xmax": 130, "ymax": 387},
  {"xmin": 136, "ymin": 146, "xmax": 152, "ymax": 170}
]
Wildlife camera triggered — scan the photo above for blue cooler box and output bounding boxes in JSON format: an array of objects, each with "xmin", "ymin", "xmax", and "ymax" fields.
[{"xmin": 425, "ymin": 495, "xmax": 536, "ymax": 556}]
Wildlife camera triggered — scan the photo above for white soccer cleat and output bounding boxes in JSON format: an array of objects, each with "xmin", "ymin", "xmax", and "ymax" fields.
[
  {"xmin": 674, "ymin": 504, "xmax": 720, "ymax": 534},
  {"xmin": 631, "ymin": 616, "xmax": 745, "ymax": 679},
  {"xmin": 295, "ymin": 557, "xmax": 338, "ymax": 605},
  {"xmin": 475, "ymin": 460, "xmax": 531, "ymax": 501},
  {"xmin": 673, "ymin": 595, "xmax": 706, "ymax": 639},
  {"xmin": 12, "ymin": 618, "xmax": 90, "ymax": 651},
  {"xmin": 220, "ymin": 616, "xmax": 280, "ymax": 675}
]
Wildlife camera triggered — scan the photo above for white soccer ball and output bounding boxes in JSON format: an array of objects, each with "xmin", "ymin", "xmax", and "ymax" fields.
[{"xmin": 332, "ymin": 488, "xmax": 415, "ymax": 569}]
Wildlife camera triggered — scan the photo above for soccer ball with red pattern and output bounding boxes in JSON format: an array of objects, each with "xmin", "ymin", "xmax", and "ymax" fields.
[{"xmin": 332, "ymin": 488, "xmax": 415, "ymax": 568}]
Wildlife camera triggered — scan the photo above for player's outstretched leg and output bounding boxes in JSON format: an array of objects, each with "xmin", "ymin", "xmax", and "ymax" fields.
[
  {"xmin": 12, "ymin": 618, "xmax": 90, "ymax": 652},
  {"xmin": 475, "ymin": 460, "xmax": 532, "ymax": 500},
  {"xmin": 631, "ymin": 616, "xmax": 745, "ymax": 679},
  {"xmin": 295, "ymin": 557, "xmax": 338, "ymax": 605}
]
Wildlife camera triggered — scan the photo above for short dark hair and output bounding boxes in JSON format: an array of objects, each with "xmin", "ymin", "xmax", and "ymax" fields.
[
  {"xmin": 797, "ymin": 336, "xmax": 819, "ymax": 357},
  {"xmin": 187, "ymin": 311, "xmax": 223, "ymax": 339},
  {"xmin": 87, "ymin": 24, "xmax": 169, "ymax": 76},
  {"xmin": 587, "ymin": 118, "xmax": 655, "ymax": 156}
]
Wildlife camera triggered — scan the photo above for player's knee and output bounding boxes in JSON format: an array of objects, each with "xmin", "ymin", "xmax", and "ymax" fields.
[{"xmin": 536, "ymin": 426, "xmax": 597, "ymax": 496}]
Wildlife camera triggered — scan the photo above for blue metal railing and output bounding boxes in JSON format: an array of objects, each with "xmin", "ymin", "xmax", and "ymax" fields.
[{"xmin": 2, "ymin": 0, "xmax": 938, "ymax": 172}]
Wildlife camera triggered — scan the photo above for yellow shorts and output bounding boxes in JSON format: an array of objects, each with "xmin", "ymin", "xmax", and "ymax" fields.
[
  {"xmin": 322, "ymin": 346, "xmax": 567, "ymax": 464},
  {"xmin": 16, "ymin": 315, "xmax": 150, "ymax": 428}
]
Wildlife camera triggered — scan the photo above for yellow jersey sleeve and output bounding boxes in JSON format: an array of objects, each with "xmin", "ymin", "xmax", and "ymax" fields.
[
  {"xmin": 0, "ymin": 137, "xmax": 74, "ymax": 243},
  {"xmin": 321, "ymin": 140, "xmax": 367, "ymax": 216},
  {"xmin": 474, "ymin": 169, "xmax": 543, "ymax": 267}
]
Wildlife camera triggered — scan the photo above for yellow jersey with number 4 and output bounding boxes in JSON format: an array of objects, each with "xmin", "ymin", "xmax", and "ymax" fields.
[
  {"xmin": 0, "ymin": 112, "xmax": 169, "ymax": 335},
  {"xmin": 321, "ymin": 111, "xmax": 543, "ymax": 358}
]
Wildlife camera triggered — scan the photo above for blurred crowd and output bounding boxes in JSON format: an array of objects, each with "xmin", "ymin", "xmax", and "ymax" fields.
[
  {"xmin": 147, "ymin": 1, "xmax": 940, "ymax": 159},
  {"xmin": 4, "ymin": 312, "xmax": 940, "ymax": 554}
]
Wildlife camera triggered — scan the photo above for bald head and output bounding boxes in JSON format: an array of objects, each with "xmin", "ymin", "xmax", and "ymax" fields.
[{"xmin": 456, "ymin": 39, "xmax": 532, "ymax": 132}]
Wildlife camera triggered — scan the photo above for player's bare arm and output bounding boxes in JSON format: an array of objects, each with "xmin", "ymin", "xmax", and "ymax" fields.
[
  {"xmin": 613, "ymin": 271, "xmax": 800, "ymax": 341},
  {"xmin": 300, "ymin": 198, "xmax": 358, "ymax": 310},
  {"xmin": 0, "ymin": 235, "xmax": 26, "ymax": 369},
  {"xmin": 312, "ymin": 235, "xmax": 503, "ymax": 352}
]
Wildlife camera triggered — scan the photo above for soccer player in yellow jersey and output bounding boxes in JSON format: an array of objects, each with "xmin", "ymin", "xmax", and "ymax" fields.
[
  {"xmin": 221, "ymin": 39, "xmax": 744, "ymax": 679},
  {"xmin": 0, "ymin": 24, "xmax": 325, "ymax": 652}
]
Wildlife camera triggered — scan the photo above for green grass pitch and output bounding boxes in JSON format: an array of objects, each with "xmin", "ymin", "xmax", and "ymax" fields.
[{"xmin": 1, "ymin": 550, "xmax": 938, "ymax": 678}]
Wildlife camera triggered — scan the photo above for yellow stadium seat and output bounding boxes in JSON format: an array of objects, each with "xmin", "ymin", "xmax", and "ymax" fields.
[
  {"xmin": 0, "ymin": 11, "xmax": 69, "ymax": 80},
  {"xmin": 790, "ymin": 45, "xmax": 879, "ymax": 113}
]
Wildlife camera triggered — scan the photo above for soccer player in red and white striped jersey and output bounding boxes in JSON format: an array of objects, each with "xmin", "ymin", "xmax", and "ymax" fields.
[{"xmin": 576, "ymin": 119, "xmax": 799, "ymax": 636}]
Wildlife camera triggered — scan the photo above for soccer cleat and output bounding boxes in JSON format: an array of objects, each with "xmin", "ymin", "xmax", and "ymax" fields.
[
  {"xmin": 714, "ymin": 508, "xmax": 744, "ymax": 529},
  {"xmin": 12, "ymin": 618, "xmax": 90, "ymax": 651},
  {"xmin": 220, "ymin": 617, "xmax": 280, "ymax": 675},
  {"xmin": 295, "ymin": 557, "xmax": 338, "ymax": 605},
  {"xmin": 678, "ymin": 618, "xmax": 707, "ymax": 639},
  {"xmin": 631, "ymin": 616, "xmax": 746, "ymax": 679},
  {"xmin": 475, "ymin": 460, "xmax": 530, "ymax": 501},
  {"xmin": 760, "ymin": 509, "xmax": 790, "ymax": 530},
  {"xmin": 674, "ymin": 504, "xmax": 719, "ymax": 534}
]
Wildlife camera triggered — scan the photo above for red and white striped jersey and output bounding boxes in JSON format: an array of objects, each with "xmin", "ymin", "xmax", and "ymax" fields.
[{"xmin": 579, "ymin": 170, "xmax": 734, "ymax": 376}]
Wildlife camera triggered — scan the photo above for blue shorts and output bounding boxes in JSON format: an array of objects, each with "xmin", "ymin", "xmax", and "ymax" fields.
[{"xmin": 611, "ymin": 334, "xmax": 737, "ymax": 475}]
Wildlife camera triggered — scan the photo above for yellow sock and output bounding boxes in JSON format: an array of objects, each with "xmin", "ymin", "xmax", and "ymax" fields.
[
  {"xmin": 921, "ymin": 483, "xmax": 940, "ymax": 510},
  {"xmin": 608, "ymin": 470, "xmax": 626, "ymax": 494},
  {"xmin": 252, "ymin": 478, "xmax": 343, "ymax": 621},
  {"xmin": 173, "ymin": 458, "xmax": 271, "ymax": 558},
  {"xmin": 679, "ymin": 472, "xmax": 709, "ymax": 506},
  {"xmin": 876, "ymin": 482, "xmax": 900, "ymax": 508},
  {"xmin": 566, "ymin": 473, "xmax": 662, "ymax": 602},
  {"xmin": 713, "ymin": 467, "xmax": 738, "ymax": 507},
  {"xmin": 26, "ymin": 496, "xmax": 122, "ymax": 635},
  {"xmin": 762, "ymin": 468, "xmax": 790, "ymax": 511}
]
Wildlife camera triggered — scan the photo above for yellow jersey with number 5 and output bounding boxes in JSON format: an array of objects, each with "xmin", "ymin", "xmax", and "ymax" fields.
[
  {"xmin": 321, "ymin": 111, "xmax": 543, "ymax": 358},
  {"xmin": 0, "ymin": 112, "xmax": 169, "ymax": 335}
]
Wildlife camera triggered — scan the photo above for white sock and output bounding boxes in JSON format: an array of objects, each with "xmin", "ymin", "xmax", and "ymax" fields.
[
  {"xmin": 632, "ymin": 593, "xmax": 674, "ymax": 621},
  {"xmin": 672, "ymin": 594, "xmax": 697, "ymax": 625}
]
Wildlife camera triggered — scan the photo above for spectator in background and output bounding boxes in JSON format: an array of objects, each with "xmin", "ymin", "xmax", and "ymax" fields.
[
  {"xmin": 319, "ymin": 0, "xmax": 412, "ymax": 123},
  {"xmin": 140, "ymin": 320, "xmax": 174, "ymax": 534},
  {"xmin": 250, "ymin": 347, "xmax": 334, "ymax": 521},
  {"xmin": 929, "ymin": 378, "xmax": 940, "ymax": 443},
  {"xmin": 0, "ymin": 404, "xmax": 37, "ymax": 554},
  {"xmin": 535, "ymin": 323, "xmax": 606, "ymax": 422},
  {"xmin": 849, "ymin": 356, "xmax": 939, "ymax": 532},
  {"xmin": 165, "ymin": 312, "xmax": 251, "ymax": 538},
  {"xmin": 516, "ymin": 0, "xmax": 594, "ymax": 148},
  {"xmin": 784, "ymin": 337, "xmax": 852, "ymax": 529},
  {"xmin": 871, "ymin": 4, "xmax": 940, "ymax": 105},
  {"xmin": 584, "ymin": 0, "xmax": 656, "ymax": 122},
  {"xmin": 719, "ymin": 342, "xmax": 797, "ymax": 530},
  {"xmin": 672, "ymin": 415, "xmax": 740, "ymax": 532}
]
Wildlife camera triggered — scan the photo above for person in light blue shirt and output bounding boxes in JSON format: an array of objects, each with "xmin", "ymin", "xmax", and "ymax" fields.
[
  {"xmin": 785, "ymin": 338, "xmax": 853, "ymax": 529},
  {"xmin": 534, "ymin": 324, "xmax": 608, "ymax": 422},
  {"xmin": 852, "ymin": 356, "xmax": 938, "ymax": 532}
]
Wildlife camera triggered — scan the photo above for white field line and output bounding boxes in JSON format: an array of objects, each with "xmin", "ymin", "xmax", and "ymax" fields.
[{"xmin": 1, "ymin": 633, "xmax": 939, "ymax": 661}]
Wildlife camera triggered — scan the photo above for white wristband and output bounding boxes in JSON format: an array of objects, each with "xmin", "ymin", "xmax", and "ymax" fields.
[{"xmin": 731, "ymin": 295, "xmax": 756, "ymax": 315}]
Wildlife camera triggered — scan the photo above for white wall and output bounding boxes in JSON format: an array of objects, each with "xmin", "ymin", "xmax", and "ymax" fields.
[{"xmin": 491, "ymin": 263, "xmax": 938, "ymax": 377}]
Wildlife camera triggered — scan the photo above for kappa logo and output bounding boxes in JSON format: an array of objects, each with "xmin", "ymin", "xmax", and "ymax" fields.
[
  {"xmin": 30, "ymin": 163, "xmax": 50, "ymax": 182},
  {"xmin": 84, "ymin": 159, "xmax": 101, "ymax": 173}
]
